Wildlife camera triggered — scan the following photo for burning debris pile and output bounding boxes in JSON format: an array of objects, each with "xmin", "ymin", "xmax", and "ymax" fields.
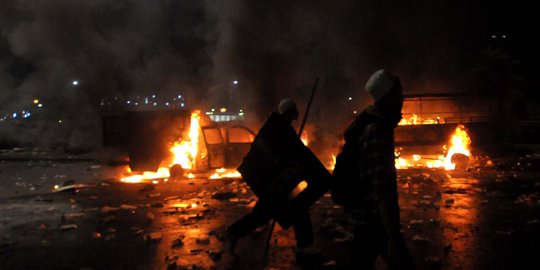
[{"xmin": 395, "ymin": 124, "xmax": 473, "ymax": 171}]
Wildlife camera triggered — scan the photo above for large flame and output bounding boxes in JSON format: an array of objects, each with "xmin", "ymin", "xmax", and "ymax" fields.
[
  {"xmin": 170, "ymin": 111, "xmax": 200, "ymax": 169},
  {"xmin": 120, "ymin": 110, "xmax": 245, "ymax": 183},
  {"xmin": 121, "ymin": 111, "xmax": 202, "ymax": 183}
]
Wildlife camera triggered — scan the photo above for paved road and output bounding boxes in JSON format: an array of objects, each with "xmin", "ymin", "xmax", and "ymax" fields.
[{"xmin": 1, "ymin": 157, "xmax": 539, "ymax": 269}]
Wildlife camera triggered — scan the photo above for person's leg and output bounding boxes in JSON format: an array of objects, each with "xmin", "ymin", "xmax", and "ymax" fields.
[
  {"xmin": 386, "ymin": 232, "xmax": 416, "ymax": 270},
  {"xmin": 290, "ymin": 207, "xmax": 314, "ymax": 249},
  {"xmin": 290, "ymin": 207, "xmax": 324, "ymax": 267},
  {"xmin": 350, "ymin": 222, "xmax": 381, "ymax": 269},
  {"xmin": 227, "ymin": 200, "xmax": 273, "ymax": 238},
  {"xmin": 219, "ymin": 200, "xmax": 274, "ymax": 254}
]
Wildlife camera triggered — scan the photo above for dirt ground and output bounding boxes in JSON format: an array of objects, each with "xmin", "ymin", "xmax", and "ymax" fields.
[{"xmin": 1, "ymin": 149, "xmax": 540, "ymax": 270}]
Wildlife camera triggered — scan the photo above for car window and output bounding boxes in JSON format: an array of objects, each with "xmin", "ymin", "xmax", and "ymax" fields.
[{"xmin": 228, "ymin": 127, "xmax": 254, "ymax": 143}]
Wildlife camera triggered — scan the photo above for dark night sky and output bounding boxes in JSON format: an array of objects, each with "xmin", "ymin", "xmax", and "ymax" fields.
[{"xmin": 0, "ymin": 0, "xmax": 538, "ymax": 148}]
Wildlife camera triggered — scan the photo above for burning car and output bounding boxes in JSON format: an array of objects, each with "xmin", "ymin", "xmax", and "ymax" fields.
[{"xmin": 101, "ymin": 109, "xmax": 255, "ymax": 181}]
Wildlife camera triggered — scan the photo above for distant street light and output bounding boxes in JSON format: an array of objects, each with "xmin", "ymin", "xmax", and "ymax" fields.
[
  {"xmin": 72, "ymin": 80, "xmax": 79, "ymax": 86},
  {"xmin": 229, "ymin": 80, "xmax": 239, "ymax": 110}
]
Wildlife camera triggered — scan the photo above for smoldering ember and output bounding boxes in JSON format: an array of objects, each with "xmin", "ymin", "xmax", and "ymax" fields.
[{"xmin": 1, "ymin": 1, "xmax": 539, "ymax": 270}]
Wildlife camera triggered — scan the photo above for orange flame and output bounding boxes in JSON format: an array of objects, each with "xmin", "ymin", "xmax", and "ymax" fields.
[
  {"xmin": 399, "ymin": 114, "xmax": 441, "ymax": 125},
  {"xmin": 443, "ymin": 124, "xmax": 471, "ymax": 170},
  {"xmin": 395, "ymin": 125, "xmax": 471, "ymax": 170},
  {"xmin": 170, "ymin": 111, "xmax": 200, "ymax": 169},
  {"xmin": 399, "ymin": 114, "xmax": 419, "ymax": 125},
  {"xmin": 121, "ymin": 167, "xmax": 170, "ymax": 183},
  {"xmin": 209, "ymin": 168, "xmax": 242, "ymax": 179},
  {"xmin": 121, "ymin": 110, "xmax": 202, "ymax": 183}
]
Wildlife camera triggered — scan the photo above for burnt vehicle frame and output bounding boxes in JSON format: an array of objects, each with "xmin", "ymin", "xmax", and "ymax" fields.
[{"xmin": 101, "ymin": 110, "xmax": 255, "ymax": 172}]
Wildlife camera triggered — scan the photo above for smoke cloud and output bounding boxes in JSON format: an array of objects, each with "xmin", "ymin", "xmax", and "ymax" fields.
[{"xmin": 0, "ymin": 0, "xmax": 515, "ymax": 151}]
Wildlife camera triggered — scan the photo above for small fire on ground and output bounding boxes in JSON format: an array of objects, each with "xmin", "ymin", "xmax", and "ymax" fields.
[{"xmin": 121, "ymin": 110, "xmax": 240, "ymax": 183}]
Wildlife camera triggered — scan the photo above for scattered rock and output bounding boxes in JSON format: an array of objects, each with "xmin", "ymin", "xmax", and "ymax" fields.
[
  {"xmin": 145, "ymin": 232, "xmax": 162, "ymax": 242},
  {"xmin": 206, "ymin": 249, "xmax": 223, "ymax": 261},
  {"xmin": 147, "ymin": 193, "xmax": 161, "ymax": 198},
  {"xmin": 120, "ymin": 204, "xmax": 138, "ymax": 210},
  {"xmin": 60, "ymin": 224, "xmax": 78, "ymax": 231},
  {"xmin": 171, "ymin": 235, "xmax": 185, "ymax": 248},
  {"xmin": 196, "ymin": 237, "xmax": 210, "ymax": 245},
  {"xmin": 139, "ymin": 184, "xmax": 155, "ymax": 192},
  {"xmin": 412, "ymin": 235, "xmax": 430, "ymax": 243},
  {"xmin": 151, "ymin": 202, "xmax": 164, "ymax": 208},
  {"xmin": 527, "ymin": 219, "xmax": 539, "ymax": 225},
  {"xmin": 444, "ymin": 244, "xmax": 452, "ymax": 254},
  {"xmin": 101, "ymin": 215, "xmax": 115, "ymax": 223},
  {"xmin": 211, "ymin": 191, "xmax": 237, "ymax": 201},
  {"xmin": 92, "ymin": 232, "xmax": 102, "ymax": 239},
  {"xmin": 101, "ymin": 206, "xmax": 120, "ymax": 213},
  {"xmin": 410, "ymin": 219, "xmax": 424, "ymax": 225},
  {"xmin": 64, "ymin": 212, "xmax": 85, "ymax": 221}
]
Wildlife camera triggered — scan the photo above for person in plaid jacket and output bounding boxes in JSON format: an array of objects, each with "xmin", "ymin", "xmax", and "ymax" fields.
[{"xmin": 338, "ymin": 69, "xmax": 415, "ymax": 269}]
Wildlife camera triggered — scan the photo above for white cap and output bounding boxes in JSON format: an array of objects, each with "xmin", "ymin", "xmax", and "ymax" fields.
[
  {"xmin": 365, "ymin": 69, "xmax": 398, "ymax": 101},
  {"xmin": 277, "ymin": 98, "xmax": 296, "ymax": 114}
]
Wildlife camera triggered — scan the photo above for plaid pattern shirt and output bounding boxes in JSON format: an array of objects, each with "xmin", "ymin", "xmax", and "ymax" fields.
[{"xmin": 346, "ymin": 109, "xmax": 399, "ymax": 230}]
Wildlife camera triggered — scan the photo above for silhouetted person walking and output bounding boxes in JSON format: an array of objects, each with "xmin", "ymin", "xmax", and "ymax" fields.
[
  {"xmin": 221, "ymin": 98, "xmax": 330, "ymax": 267},
  {"xmin": 332, "ymin": 69, "xmax": 415, "ymax": 269}
]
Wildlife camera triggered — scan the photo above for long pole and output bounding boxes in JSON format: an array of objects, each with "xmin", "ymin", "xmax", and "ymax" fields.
[
  {"xmin": 298, "ymin": 77, "xmax": 318, "ymax": 136},
  {"xmin": 263, "ymin": 77, "xmax": 319, "ymax": 263}
]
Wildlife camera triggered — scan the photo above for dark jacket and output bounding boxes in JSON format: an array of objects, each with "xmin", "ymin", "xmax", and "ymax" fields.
[{"xmin": 238, "ymin": 112, "xmax": 331, "ymax": 225}]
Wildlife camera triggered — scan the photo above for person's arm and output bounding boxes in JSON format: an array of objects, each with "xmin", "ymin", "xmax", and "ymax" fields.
[{"xmin": 364, "ymin": 124, "xmax": 401, "ymax": 236}]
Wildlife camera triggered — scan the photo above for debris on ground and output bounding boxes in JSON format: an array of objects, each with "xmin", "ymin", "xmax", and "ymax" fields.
[
  {"xmin": 206, "ymin": 249, "xmax": 222, "ymax": 261},
  {"xmin": 412, "ymin": 235, "xmax": 430, "ymax": 243},
  {"xmin": 147, "ymin": 193, "xmax": 161, "ymax": 198},
  {"xmin": 145, "ymin": 232, "xmax": 162, "ymax": 242},
  {"xmin": 120, "ymin": 204, "xmax": 138, "ymax": 210},
  {"xmin": 62, "ymin": 212, "xmax": 85, "ymax": 222},
  {"xmin": 139, "ymin": 184, "xmax": 155, "ymax": 192},
  {"xmin": 196, "ymin": 237, "xmax": 210, "ymax": 245},
  {"xmin": 53, "ymin": 179, "xmax": 88, "ymax": 192},
  {"xmin": 515, "ymin": 192, "xmax": 540, "ymax": 204},
  {"xmin": 211, "ymin": 191, "xmax": 238, "ymax": 201},
  {"xmin": 171, "ymin": 235, "xmax": 185, "ymax": 248},
  {"xmin": 60, "ymin": 224, "xmax": 78, "ymax": 231}
]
